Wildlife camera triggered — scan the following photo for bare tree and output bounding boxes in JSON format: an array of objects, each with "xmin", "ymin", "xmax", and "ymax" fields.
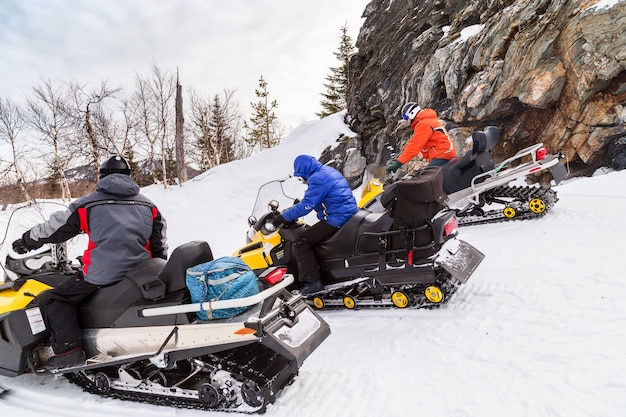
[
  {"xmin": 0, "ymin": 97, "xmax": 33, "ymax": 203},
  {"xmin": 132, "ymin": 65, "xmax": 175, "ymax": 187},
  {"xmin": 25, "ymin": 79, "xmax": 73, "ymax": 200},
  {"xmin": 133, "ymin": 75, "xmax": 160, "ymax": 184},
  {"xmin": 66, "ymin": 80, "xmax": 121, "ymax": 180},
  {"xmin": 118, "ymin": 97, "xmax": 139, "ymax": 156},
  {"xmin": 175, "ymin": 71, "xmax": 188, "ymax": 184},
  {"xmin": 149, "ymin": 65, "xmax": 175, "ymax": 188}
]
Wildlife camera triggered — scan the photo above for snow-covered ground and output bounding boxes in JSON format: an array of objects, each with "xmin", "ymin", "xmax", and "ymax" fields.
[{"xmin": 1, "ymin": 113, "xmax": 625, "ymax": 417}]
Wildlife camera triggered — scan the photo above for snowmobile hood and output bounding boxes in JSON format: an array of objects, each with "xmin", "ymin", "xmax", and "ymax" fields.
[
  {"xmin": 96, "ymin": 173, "xmax": 140, "ymax": 197},
  {"xmin": 293, "ymin": 155, "xmax": 322, "ymax": 180}
]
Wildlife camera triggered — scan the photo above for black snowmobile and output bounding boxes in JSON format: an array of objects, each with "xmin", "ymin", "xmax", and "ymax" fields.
[
  {"xmin": 361, "ymin": 126, "xmax": 569, "ymax": 226},
  {"xmin": 233, "ymin": 168, "xmax": 485, "ymax": 310},
  {"xmin": 0, "ymin": 203, "xmax": 330, "ymax": 413}
]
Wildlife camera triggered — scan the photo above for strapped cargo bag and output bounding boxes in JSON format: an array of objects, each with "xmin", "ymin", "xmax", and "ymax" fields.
[{"xmin": 186, "ymin": 256, "xmax": 260, "ymax": 320}]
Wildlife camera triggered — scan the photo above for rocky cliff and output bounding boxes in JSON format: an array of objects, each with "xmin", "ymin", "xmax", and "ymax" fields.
[{"xmin": 331, "ymin": 0, "xmax": 626, "ymax": 186}]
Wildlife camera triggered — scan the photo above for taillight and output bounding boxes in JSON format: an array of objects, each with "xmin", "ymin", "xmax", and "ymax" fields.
[
  {"xmin": 536, "ymin": 147, "xmax": 547, "ymax": 160},
  {"xmin": 264, "ymin": 267, "xmax": 287, "ymax": 285},
  {"xmin": 443, "ymin": 217, "xmax": 458, "ymax": 238}
]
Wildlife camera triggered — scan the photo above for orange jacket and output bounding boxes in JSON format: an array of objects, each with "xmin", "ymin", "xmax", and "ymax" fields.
[{"xmin": 397, "ymin": 108, "xmax": 457, "ymax": 164}]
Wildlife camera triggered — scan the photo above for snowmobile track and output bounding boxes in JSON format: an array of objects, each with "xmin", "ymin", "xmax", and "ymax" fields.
[
  {"xmin": 65, "ymin": 342, "xmax": 298, "ymax": 414},
  {"xmin": 306, "ymin": 274, "xmax": 461, "ymax": 311},
  {"xmin": 457, "ymin": 185, "xmax": 558, "ymax": 227}
]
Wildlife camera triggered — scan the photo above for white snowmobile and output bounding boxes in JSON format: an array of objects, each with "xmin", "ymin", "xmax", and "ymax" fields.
[
  {"xmin": 361, "ymin": 126, "xmax": 569, "ymax": 226},
  {"xmin": 0, "ymin": 203, "xmax": 330, "ymax": 413}
]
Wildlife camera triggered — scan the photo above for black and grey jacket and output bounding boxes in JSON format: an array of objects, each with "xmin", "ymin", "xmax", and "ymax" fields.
[{"xmin": 24, "ymin": 174, "xmax": 168, "ymax": 286}]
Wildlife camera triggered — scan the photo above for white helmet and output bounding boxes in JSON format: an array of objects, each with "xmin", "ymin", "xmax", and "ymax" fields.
[{"xmin": 401, "ymin": 101, "xmax": 421, "ymax": 122}]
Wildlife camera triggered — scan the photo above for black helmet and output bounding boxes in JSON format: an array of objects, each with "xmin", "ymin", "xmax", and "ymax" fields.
[{"xmin": 100, "ymin": 155, "xmax": 131, "ymax": 178}]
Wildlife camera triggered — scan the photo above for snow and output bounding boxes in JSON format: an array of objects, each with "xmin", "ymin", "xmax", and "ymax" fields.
[
  {"xmin": 450, "ymin": 24, "xmax": 485, "ymax": 46},
  {"xmin": 1, "ymin": 112, "xmax": 626, "ymax": 416},
  {"xmin": 585, "ymin": 0, "xmax": 624, "ymax": 11}
]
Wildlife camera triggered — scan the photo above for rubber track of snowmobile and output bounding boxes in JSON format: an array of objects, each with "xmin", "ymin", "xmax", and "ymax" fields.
[
  {"xmin": 307, "ymin": 272, "xmax": 461, "ymax": 311},
  {"xmin": 65, "ymin": 342, "xmax": 296, "ymax": 414},
  {"xmin": 457, "ymin": 186, "xmax": 558, "ymax": 227}
]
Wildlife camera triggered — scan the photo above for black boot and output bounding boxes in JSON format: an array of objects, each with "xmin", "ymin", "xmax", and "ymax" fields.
[
  {"xmin": 300, "ymin": 277, "xmax": 324, "ymax": 295},
  {"xmin": 46, "ymin": 347, "xmax": 86, "ymax": 370}
]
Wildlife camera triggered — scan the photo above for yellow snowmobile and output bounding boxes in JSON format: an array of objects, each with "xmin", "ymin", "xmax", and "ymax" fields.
[{"xmin": 234, "ymin": 168, "xmax": 485, "ymax": 310}]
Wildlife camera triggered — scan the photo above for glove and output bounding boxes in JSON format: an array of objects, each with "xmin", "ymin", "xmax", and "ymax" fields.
[
  {"xmin": 271, "ymin": 214, "xmax": 285, "ymax": 228},
  {"xmin": 12, "ymin": 237, "xmax": 30, "ymax": 254},
  {"xmin": 385, "ymin": 160, "xmax": 403, "ymax": 173},
  {"xmin": 12, "ymin": 231, "xmax": 40, "ymax": 254}
]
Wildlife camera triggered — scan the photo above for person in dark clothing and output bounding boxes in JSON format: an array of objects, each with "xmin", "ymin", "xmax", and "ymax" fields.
[
  {"xmin": 12, "ymin": 155, "xmax": 168, "ymax": 369},
  {"xmin": 272, "ymin": 155, "xmax": 358, "ymax": 294}
]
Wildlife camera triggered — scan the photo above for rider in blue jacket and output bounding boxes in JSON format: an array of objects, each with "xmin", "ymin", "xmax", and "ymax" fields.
[{"xmin": 272, "ymin": 155, "xmax": 358, "ymax": 294}]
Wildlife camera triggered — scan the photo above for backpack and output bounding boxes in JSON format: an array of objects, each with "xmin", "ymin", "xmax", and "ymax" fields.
[{"xmin": 185, "ymin": 256, "xmax": 260, "ymax": 320}]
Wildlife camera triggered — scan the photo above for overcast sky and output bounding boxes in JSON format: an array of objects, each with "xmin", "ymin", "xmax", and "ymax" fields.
[{"xmin": 0, "ymin": 0, "xmax": 369, "ymax": 129}]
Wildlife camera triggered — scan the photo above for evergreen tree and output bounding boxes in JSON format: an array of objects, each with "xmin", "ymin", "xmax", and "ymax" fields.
[
  {"xmin": 164, "ymin": 147, "xmax": 177, "ymax": 183},
  {"xmin": 125, "ymin": 149, "xmax": 150, "ymax": 187},
  {"xmin": 45, "ymin": 159, "xmax": 62, "ymax": 197},
  {"xmin": 317, "ymin": 24, "xmax": 355, "ymax": 118},
  {"xmin": 244, "ymin": 76, "xmax": 280, "ymax": 150},
  {"xmin": 208, "ymin": 94, "xmax": 235, "ymax": 165},
  {"xmin": 188, "ymin": 89, "xmax": 240, "ymax": 170}
]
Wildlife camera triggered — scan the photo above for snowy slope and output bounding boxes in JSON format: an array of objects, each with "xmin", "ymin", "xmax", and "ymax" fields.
[{"xmin": 1, "ymin": 113, "xmax": 625, "ymax": 417}]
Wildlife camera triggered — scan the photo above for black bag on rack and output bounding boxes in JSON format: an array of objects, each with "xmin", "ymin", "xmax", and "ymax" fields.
[{"xmin": 380, "ymin": 167, "xmax": 447, "ymax": 258}]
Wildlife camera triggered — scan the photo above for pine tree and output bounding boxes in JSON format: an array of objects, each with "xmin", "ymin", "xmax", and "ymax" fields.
[
  {"xmin": 317, "ymin": 24, "xmax": 355, "ymax": 118},
  {"xmin": 45, "ymin": 159, "xmax": 62, "ymax": 197},
  {"xmin": 208, "ymin": 94, "xmax": 235, "ymax": 165},
  {"xmin": 244, "ymin": 76, "xmax": 280, "ymax": 150}
]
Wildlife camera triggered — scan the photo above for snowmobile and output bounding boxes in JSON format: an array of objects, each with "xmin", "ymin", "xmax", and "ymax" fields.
[
  {"xmin": 360, "ymin": 126, "xmax": 569, "ymax": 226},
  {"xmin": 0, "ymin": 203, "xmax": 330, "ymax": 413},
  {"xmin": 233, "ymin": 169, "xmax": 485, "ymax": 310}
]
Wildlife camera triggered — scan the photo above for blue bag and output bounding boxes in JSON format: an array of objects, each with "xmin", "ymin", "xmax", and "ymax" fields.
[{"xmin": 185, "ymin": 256, "xmax": 260, "ymax": 320}]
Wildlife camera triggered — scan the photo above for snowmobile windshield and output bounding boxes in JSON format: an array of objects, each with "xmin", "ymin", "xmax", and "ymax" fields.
[
  {"xmin": 250, "ymin": 178, "xmax": 307, "ymax": 221},
  {"xmin": 0, "ymin": 202, "xmax": 66, "ymax": 279}
]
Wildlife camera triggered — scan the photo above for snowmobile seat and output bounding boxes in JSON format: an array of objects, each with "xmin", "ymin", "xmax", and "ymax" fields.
[
  {"xmin": 442, "ymin": 126, "xmax": 499, "ymax": 194},
  {"xmin": 77, "ymin": 241, "xmax": 214, "ymax": 328},
  {"xmin": 77, "ymin": 259, "xmax": 167, "ymax": 328},
  {"xmin": 471, "ymin": 126, "xmax": 498, "ymax": 173},
  {"xmin": 314, "ymin": 211, "xmax": 392, "ymax": 275},
  {"xmin": 157, "ymin": 240, "xmax": 214, "ymax": 293},
  {"xmin": 355, "ymin": 211, "xmax": 393, "ymax": 254},
  {"xmin": 316, "ymin": 209, "xmax": 393, "ymax": 260},
  {"xmin": 315, "ymin": 209, "xmax": 370, "ymax": 259}
]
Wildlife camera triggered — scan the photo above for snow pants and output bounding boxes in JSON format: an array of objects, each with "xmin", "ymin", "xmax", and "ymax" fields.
[
  {"xmin": 293, "ymin": 221, "xmax": 339, "ymax": 284},
  {"xmin": 39, "ymin": 273, "xmax": 100, "ymax": 354}
]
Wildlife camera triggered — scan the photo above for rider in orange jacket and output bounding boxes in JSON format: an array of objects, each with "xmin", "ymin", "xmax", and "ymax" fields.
[{"xmin": 386, "ymin": 102, "xmax": 457, "ymax": 173}]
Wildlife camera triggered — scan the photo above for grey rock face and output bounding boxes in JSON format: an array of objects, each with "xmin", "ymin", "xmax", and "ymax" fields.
[{"xmin": 341, "ymin": 0, "xmax": 626, "ymax": 182}]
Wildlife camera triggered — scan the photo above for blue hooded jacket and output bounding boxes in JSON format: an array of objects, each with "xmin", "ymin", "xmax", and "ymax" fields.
[{"xmin": 280, "ymin": 155, "xmax": 358, "ymax": 227}]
